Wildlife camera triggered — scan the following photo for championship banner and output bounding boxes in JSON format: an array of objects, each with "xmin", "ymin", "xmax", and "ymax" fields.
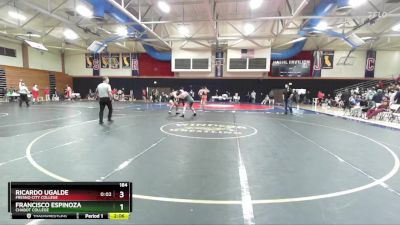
[
  {"xmin": 215, "ymin": 49, "xmax": 223, "ymax": 77},
  {"xmin": 130, "ymin": 53, "xmax": 139, "ymax": 76},
  {"xmin": 312, "ymin": 50, "xmax": 322, "ymax": 77},
  {"xmin": 110, "ymin": 53, "xmax": 120, "ymax": 69},
  {"xmin": 365, "ymin": 50, "xmax": 376, "ymax": 78},
  {"xmin": 322, "ymin": 51, "xmax": 334, "ymax": 69},
  {"xmin": 121, "ymin": 53, "xmax": 131, "ymax": 69},
  {"xmin": 100, "ymin": 53, "xmax": 110, "ymax": 69},
  {"xmin": 85, "ymin": 53, "xmax": 93, "ymax": 68},
  {"xmin": 93, "ymin": 53, "xmax": 100, "ymax": 76}
]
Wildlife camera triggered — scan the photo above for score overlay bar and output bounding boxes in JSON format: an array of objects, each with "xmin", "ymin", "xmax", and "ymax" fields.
[{"xmin": 8, "ymin": 182, "xmax": 132, "ymax": 220}]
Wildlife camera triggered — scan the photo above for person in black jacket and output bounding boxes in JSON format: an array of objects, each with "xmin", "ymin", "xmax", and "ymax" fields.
[
  {"xmin": 394, "ymin": 87, "xmax": 400, "ymax": 104},
  {"xmin": 282, "ymin": 84, "xmax": 293, "ymax": 115},
  {"xmin": 341, "ymin": 89, "xmax": 351, "ymax": 110}
]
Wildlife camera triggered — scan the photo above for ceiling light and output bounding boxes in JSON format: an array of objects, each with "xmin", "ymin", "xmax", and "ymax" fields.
[
  {"xmin": 8, "ymin": 11, "xmax": 27, "ymax": 21},
  {"xmin": 315, "ymin": 21, "xmax": 329, "ymax": 31},
  {"xmin": 158, "ymin": 1, "xmax": 170, "ymax": 13},
  {"xmin": 178, "ymin": 25, "xmax": 190, "ymax": 36},
  {"xmin": 244, "ymin": 23, "xmax": 255, "ymax": 35},
  {"xmin": 392, "ymin": 23, "xmax": 400, "ymax": 32},
  {"xmin": 76, "ymin": 5, "xmax": 93, "ymax": 18},
  {"xmin": 349, "ymin": 0, "xmax": 367, "ymax": 7},
  {"xmin": 63, "ymin": 29, "xmax": 78, "ymax": 40},
  {"xmin": 249, "ymin": 0, "xmax": 262, "ymax": 10},
  {"xmin": 116, "ymin": 26, "xmax": 128, "ymax": 36},
  {"xmin": 361, "ymin": 36, "xmax": 372, "ymax": 40}
]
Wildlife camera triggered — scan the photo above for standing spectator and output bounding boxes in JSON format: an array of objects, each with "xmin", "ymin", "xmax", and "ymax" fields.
[
  {"xmin": 268, "ymin": 90, "xmax": 275, "ymax": 105},
  {"xmin": 18, "ymin": 80, "xmax": 30, "ymax": 107},
  {"xmin": 96, "ymin": 77, "xmax": 113, "ymax": 124},
  {"xmin": 317, "ymin": 90, "xmax": 325, "ymax": 105},
  {"xmin": 66, "ymin": 85, "xmax": 72, "ymax": 101},
  {"xmin": 233, "ymin": 93, "xmax": 240, "ymax": 103},
  {"xmin": 142, "ymin": 88, "xmax": 147, "ymax": 102},
  {"xmin": 245, "ymin": 91, "xmax": 250, "ymax": 102},
  {"xmin": 44, "ymin": 87, "xmax": 50, "ymax": 101},
  {"xmin": 250, "ymin": 91, "xmax": 256, "ymax": 103},
  {"xmin": 112, "ymin": 88, "xmax": 118, "ymax": 100},
  {"xmin": 283, "ymin": 84, "xmax": 293, "ymax": 115},
  {"xmin": 341, "ymin": 89, "xmax": 351, "ymax": 110},
  {"xmin": 304, "ymin": 90, "xmax": 311, "ymax": 104}
]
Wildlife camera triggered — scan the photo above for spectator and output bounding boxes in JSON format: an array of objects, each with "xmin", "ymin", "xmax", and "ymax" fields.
[
  {"xmin": 372, "ymin": 89, "xmax": 383, "ymax": 103},
  {"xmin": 268, "ymin": 90, "xmax": 275, "ymax": 105},
  {"xmin": 142, "ymin": 88, "xmax": 147, "ymax": 102},
  {"xmin": 261, "ymin": 94, "xmax": 269, "ymax": 105},
  {"xmin": 366, "ymin": 97, "xmax": 389, "ymax": 119},
  {"xmin": 44, "ymin": 87, "xmax": 50, "ymax": 101},
  {"xmin": 317, "ymin": 90, "xmax": 325, "ymax": 105},
  {"xmin": 233, "ymin": 93, "xmax": 240, "ymax": 103},
  {"xmin": 394, "ymin": 87, "xmax": 400, "ymax": 104},
  {"xmin": 250, "ymin": 90, "xmax": 256, "ymax": 103},
  {"xmin": 341, "ymin": 89, "xmax": 351, "ymax": 110}
]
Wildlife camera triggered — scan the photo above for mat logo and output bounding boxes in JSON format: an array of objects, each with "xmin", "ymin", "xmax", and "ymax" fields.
[{"xmin": 160, "ymin": 122, "xmax": 257, "ymax": 139}]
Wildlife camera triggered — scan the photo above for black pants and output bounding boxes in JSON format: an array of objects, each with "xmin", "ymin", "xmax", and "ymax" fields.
[
  {"xmin": 19, "ymin": 94, "xmax": 29, "ymax": 107},
  {"xmin": 99, "ymin": 97, "xmax": 112, "ymax": 122}
]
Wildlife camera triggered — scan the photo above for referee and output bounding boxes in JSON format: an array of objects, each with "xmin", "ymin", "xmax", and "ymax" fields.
[
  {"xmin": 96, "ymin": 77, "xmax": 113, "ymax": 124},
  {"xmin": 18, "ymin": 79, "xmax": 30, "ymax": 107}
]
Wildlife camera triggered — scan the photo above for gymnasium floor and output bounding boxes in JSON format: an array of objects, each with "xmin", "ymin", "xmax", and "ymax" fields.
[{"xmin": 1, "ymin": 101, "xmax": 400, "ymax": 225}]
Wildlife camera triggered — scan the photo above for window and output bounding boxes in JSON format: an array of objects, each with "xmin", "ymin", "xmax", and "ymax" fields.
[{"xmin": 0, "ymin": 46, "xmax": 16, "ymax": 58}]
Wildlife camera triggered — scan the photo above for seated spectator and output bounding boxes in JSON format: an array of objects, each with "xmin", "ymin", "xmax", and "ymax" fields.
[
  {"xmin": 372, "ymin": 89, "xmax": 383, "ymax": 103},
  {"xmin": 366, "ymin": 97, "xmax": 389, "ymax": 119},
  {"xmin": 394, "ymin": 87, "xmax": 400, "ymax": 104}
]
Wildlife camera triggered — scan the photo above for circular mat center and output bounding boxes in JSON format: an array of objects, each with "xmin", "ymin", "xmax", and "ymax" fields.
[{"xmin": 160, "ymin": 121, "xmax": 257, "ymax": 139}]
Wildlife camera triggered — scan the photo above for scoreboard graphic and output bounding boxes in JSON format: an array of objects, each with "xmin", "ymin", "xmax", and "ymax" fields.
[{"xmin": 8, "ymin": 182, "xmax": 132, "ymax": 220}]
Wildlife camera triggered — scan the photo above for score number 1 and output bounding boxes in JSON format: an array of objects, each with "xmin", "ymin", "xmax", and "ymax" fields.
[{"xmin": 119, "ymin": 183, "xmax": 128, "ymax": 211}]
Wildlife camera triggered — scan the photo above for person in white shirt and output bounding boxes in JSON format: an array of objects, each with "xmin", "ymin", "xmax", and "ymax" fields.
[
  {"xmin": 250, "ymin": 91, "xmax": 256, "ymax": 103},
  {"xmin": 18, "ymin": 79, "xmax": 30, "ymax": 107},
  {"xmin": 96, "ymin": 77, "xmax": 113, "ymax": 124}
]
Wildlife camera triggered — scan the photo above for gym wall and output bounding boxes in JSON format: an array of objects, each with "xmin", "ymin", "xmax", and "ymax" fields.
[
  {"xmin": 28, "ymin": 47, "xmax": 62, "ymax": 72},
  {"xmin": 3, "ymin": 66, "xmax": 73, "ymax": 96},
  {"xmin": 64, "ymin": 50, "xmax": 399, "ymax": 79}
]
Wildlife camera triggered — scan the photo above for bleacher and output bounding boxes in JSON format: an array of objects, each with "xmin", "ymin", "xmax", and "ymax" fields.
[{"xmin": 334, "ymin": 75, "xmax": 400, "ymax": 123}]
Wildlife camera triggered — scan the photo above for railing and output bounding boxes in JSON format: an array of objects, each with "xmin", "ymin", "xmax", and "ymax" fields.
[{"xmin": 334, "ymin": 75, "xmax": 396, "ymax": 95}]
